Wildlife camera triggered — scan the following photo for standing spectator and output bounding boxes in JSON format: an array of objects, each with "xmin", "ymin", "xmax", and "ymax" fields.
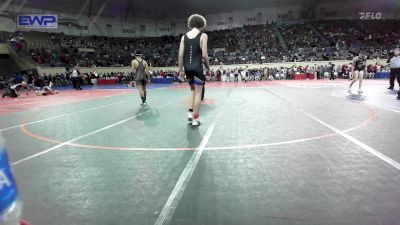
[
  {"xmin": 306, "ymin": 65, "xmax": 311, "ymax": 80},
  {"xmin": 71, "ymin": 65, "xmax": 81, "ymax": 90},
  {"xmin": 388, "ymin": 48, "xmax": 400, "ymax": 90},
  {"xmin": 329, "ymin": 62, "xmax": 336, "ymax": 81}
]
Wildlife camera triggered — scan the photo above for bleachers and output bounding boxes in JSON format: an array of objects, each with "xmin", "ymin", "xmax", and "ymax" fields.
[
  {"xmin": 22, "ymin": 32, "xmax": 55, "ymax": 51},
  {"xmin": 3, "ymin": 19, "xmax": 398, "ymax": 68},
  {"xmin": 313, "ymin": 19, "xmax": 400, "ymax": 59}
]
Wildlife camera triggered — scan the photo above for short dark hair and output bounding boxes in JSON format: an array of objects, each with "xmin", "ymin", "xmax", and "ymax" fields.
[
  {"xmin": 188, "ymin": 14, "xmax": 206, "ymax": 29},
  {"xmin": 133, "ymin": 49, "xmax": 142, "ymax": 56}
]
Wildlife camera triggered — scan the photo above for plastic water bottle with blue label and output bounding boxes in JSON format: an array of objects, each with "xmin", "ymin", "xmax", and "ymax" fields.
[{"xmin": 0, "ymin": 134, "xmax": 22, "ymax": 225}]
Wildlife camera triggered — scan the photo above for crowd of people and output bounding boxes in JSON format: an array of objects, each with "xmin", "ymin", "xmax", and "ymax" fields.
[
  {"xmin": 57, "ymin": 35, "xmax": 181, "ymax": 67},
  {"xmin": 0, "ymin": 58, "xmax": 392, "ymax": 87},
  {"xmin": 313, "ymin": 19, "xmax": 400, "ymax": 60},
  {"xmin": 203, "ymin": 61, "xmax": 390, "ymax": 82},
  {"xmin": 2, "ymin": 19, "xmax": 398, "ymax": 68}
]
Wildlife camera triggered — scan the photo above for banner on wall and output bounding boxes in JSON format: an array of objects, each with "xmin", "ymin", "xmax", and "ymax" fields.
[
  {"xmin": 358, "ymin": 12, "xmax": 382, "ymax": 20},
  {"xmin": 17, "ymin": 14, "xmax": 58, "ymax": 29}
]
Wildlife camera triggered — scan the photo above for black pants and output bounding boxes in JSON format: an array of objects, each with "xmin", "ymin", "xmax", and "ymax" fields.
[
  {"xmin": 72, "ymin": 77, "xmax": 82, "ymax": 90},
  {"xmin": 389, "ymin": 68, "xmax": 400, "ymax": 88},
  {"xmin": 330, "ymin": 73, "xmax": 335, "ymax": 80},
  {"xmin": 76, "ymin": 78, "xmax": 81, "ymax": 90},
  {"xmin": 72, "ymin": 77, "xmax": 77, "ymax": 89}
]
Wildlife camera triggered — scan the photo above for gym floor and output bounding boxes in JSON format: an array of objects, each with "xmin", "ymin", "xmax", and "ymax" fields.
[{"xmin": 1, "ymin": 79, "xmax": 400, "ymax": 225}]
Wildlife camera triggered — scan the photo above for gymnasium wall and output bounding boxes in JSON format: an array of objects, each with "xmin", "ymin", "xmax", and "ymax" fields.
[
  {"xmin": 0, "ymin": 58, "xmax": 20, "ymax": 75},
  {"xmin": 316, "ymin": 0, "xmax": 400, "ymax": 20},
  {"xmin": 2, "ymin": 1, "xmax": 398, "ymax": 37},
  {"xmin": 206, "ymin": 5, "xmax": 302, "ymax": 30},
  {"xmin": 1, "ymin": 4, "xmax": 187, "ymax": 37},
  {"xmin": 206, "ymin": 0, "xmax": 399, "ymax": 30},
  {"xmin": 0, "ymin": 16, "xmax": 17, "ymax": 32},
  {"xmin": 0, "ymin": 44, "xmax": 9, "ymax": 54}
]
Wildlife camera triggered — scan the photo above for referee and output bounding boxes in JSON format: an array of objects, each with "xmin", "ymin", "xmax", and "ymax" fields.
[
  {"xmin": 387, "ymin": 48, "xmax": 399, "ymax": 90},
  {"xmin": 71, "ymin": 65, "xmax": 81, "ymax": 90},
  {"xmin": 389, "ymin": 48, "xmax": 400, "ymax": 99}
]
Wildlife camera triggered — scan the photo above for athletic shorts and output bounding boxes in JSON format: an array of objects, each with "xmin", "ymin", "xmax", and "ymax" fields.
[
  {"xmin": 136, "ymin": 80, "xmax": 147, "ymax": 86},
  {"xmin": 353, "ymin": 70, "xmax": 364, "ymax": 80},
  {"xmin": 186, "ymin": 71, "xmax": 205, "ymax": 86}
]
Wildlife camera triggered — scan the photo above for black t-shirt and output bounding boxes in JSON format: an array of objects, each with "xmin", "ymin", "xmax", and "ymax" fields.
[{"xmin": 354, "ymin": 57, "xmax": 366, "ymax": 70}]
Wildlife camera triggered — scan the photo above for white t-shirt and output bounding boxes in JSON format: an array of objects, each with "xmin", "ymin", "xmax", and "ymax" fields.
[{"xmin": 72, "ymin": 69, "xmax": 78, "ymax": 78}]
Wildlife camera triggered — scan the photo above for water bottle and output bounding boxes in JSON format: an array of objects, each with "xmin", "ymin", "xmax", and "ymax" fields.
[{"xmin": 0, "ymin": 135, "xmax": 22, "ymax": 225}]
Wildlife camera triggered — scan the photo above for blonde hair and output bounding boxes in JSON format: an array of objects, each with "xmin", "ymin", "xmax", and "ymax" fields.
[{"xmin": 188, "ymin": 14, "xmax": 206, "ymax": 29}]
